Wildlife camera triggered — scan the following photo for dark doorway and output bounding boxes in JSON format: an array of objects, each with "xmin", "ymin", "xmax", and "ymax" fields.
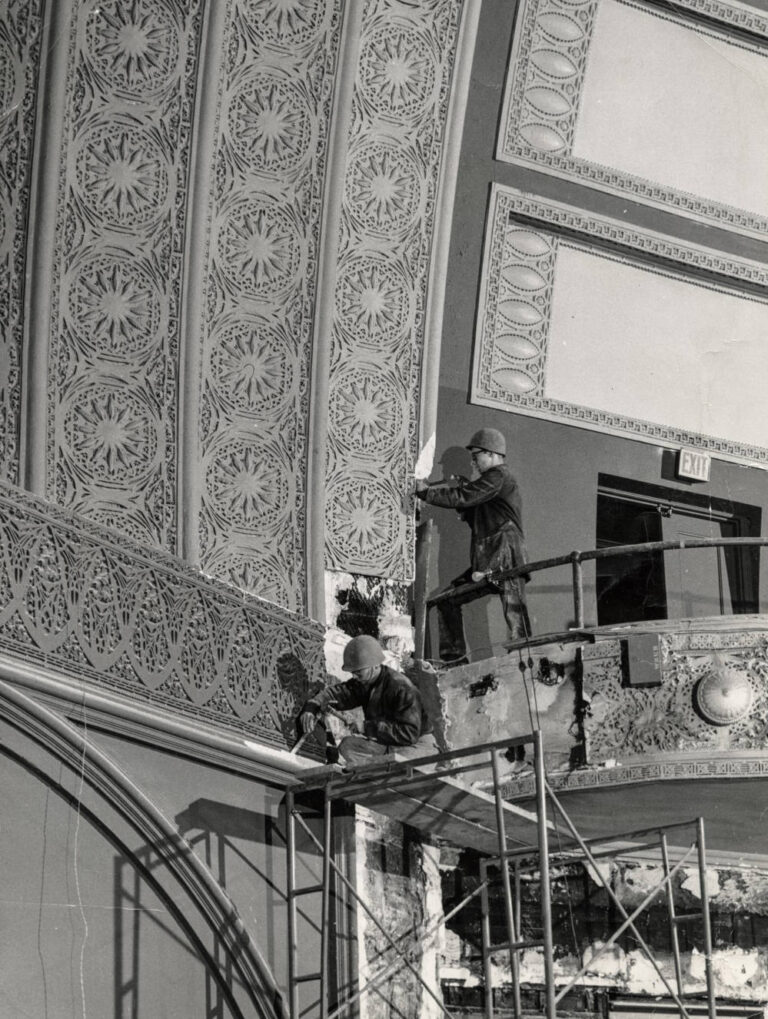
[{"xmin": 596, "ymin": 476, "xmax": 760, "ymax": 625}]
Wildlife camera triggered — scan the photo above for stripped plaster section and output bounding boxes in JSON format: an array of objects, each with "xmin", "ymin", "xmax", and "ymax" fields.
[
  {"xmin": 0, "ymin": 0, "xmax": 44, "ymax": 486},
  {"xmin": 196, "ymin": 0, "xmax": 343, "ymax": 614},
  {"xmin": 472, "ymin": 186, "xmax": 768, "ymax": 465},
  {"xmin": 442, "ymin": 855, "xmax": 768, "ymax": 1000},
  {"xmin": 497, "ymin": 0, "xmax": 768, "ymax": 240},
  {"xmin": 421, "ymin": 625, "xmax": 768, "ymax": 800},
  {"xmin": 324, "ymin": 0, "xmax": 464, "ymax": 581},
  {"xmin": 45, "ymin": 0, "xmax": 204, "ymax": 549},
  {"xmin": 357, "ymin": 811, "xmax": 444, "ymax": 1019}
]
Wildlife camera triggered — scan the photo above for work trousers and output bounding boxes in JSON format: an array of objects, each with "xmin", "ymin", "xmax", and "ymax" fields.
[
  {"xmin": 338, "ymin": 732, "xmax": 439, "ymax": 766},
  {"xmin": 437, "ymin": 574, "xmax": 531, "ymax": 663}
]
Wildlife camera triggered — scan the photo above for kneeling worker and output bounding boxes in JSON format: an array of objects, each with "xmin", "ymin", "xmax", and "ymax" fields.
[{"xmin": 297, "ymin": 635, "xmax": 437, "ymax": 765}]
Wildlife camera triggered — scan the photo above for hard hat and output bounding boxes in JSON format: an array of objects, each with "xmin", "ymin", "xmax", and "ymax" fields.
[
  {"xmin": 466, "ymin": 427, "xmax": 506, "ymax": 456},
  {"xmin": 342, "ymin": 634, "xmax": 385, "ymax": 672}
]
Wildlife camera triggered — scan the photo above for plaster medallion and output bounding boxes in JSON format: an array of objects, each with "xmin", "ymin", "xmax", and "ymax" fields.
[
  {"xmin": 227, "ymin": 74, "xmax": 313, "ymax": 175},
  {"xmin": 241, "ymin": 0, "xmax": 328, "ymax": 46},
  {"xmin": 85, "ymin": 1, "xmax": 181, "ymax": 96},
  {"xmin": 216, "ymin": 199, "xmax": 302, "ymax": 298},
  {"xmin": 67, "ymin": 255, "xmax": 163, "ymax": 359},
  {"xmin": 335, "ymin": 254, "xmax": 414, "ymax": 349},
  {"xmin": 206, "ymin": 438, "xmax": 290, "ymax": 529},
  {"xmin": 359, "ymin": 24, "xmax": 436, "ymax": 119},
  {"xmin": 345, "ymin": 140, "xmax": 423, "ymax": 236},
  {"xmin": 695, "ymin": 667, "xmax": 754, "ymax": 726},
  {"xmin": 209, "ymin": 321, "xmax": 294, "ymax": 418},
  {"xmin": 329, "ymin": 366, "xmax": 404, "ymax": 457},
  {"xmin": 62, "ymin": 383, "xmax": 158, "ymax": 482},
  {"xmin": 75, "ymin": 123, "xmax": 170, "ymax": 229}
]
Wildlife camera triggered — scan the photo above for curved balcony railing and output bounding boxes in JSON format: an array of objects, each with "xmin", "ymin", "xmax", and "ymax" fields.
[{"xmin": 426, "ymin": 536, "xmax": 768, "ymax": 638}]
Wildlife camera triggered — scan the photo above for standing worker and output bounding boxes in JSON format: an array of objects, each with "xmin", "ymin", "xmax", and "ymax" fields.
[
  {"xmin": 415, "ymin": 427, "xmax": 531, "ymax": 663},
  {"xmin": 297, "ymin": 635, "xmax": 436, "ymax": 764}
]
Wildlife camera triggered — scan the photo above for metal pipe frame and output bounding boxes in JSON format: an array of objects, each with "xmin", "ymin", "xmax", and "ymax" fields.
[
  {"xmin": 545, "ymin": 785, "xmax": 712, "ymax": 1018},
  {"xmin": 292, "ymin": 810, "xmax": 453, "ymax": 1019},
  {"xmin": 426, "ymin": 535, "xmax": 768, "ymax": 636},
  {"xmin": 286, "ymin": 790, "xmax": 299, "ymax": 1019},
  {"xmin": 660, "ymin": 832, "xmax": 685, "ymax": 1003}
]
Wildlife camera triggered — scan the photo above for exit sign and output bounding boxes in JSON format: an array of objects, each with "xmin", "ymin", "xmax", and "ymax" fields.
[{"xmin": 677, "ymin": 448, "xmax": 711, "ymax": 481}]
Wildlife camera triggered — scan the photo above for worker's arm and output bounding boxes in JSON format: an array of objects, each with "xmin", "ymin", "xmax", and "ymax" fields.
[
  {"xmin": 416, "ymin": 467, "xmax": 506, "ymax": 510},
  {"xmin": 298, "ymin": 681, "xmax": 364, "ymax": 734}
]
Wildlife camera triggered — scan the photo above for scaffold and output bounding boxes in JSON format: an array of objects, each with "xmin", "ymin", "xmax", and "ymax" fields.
[{"xmin": 285, "ymin": 731, "xmax": 717, "ymax": 1019}]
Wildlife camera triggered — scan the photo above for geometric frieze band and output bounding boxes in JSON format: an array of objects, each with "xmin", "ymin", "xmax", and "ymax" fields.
[
  {"xmin": 0, "ymin": 481, "xmax": 326, "ymax": 748},
  {"xmin": 472, "ymin": 185, "xmax": 768, "ymax": 465},
  {"xmin": 498, "ymin": 0, "xmax": 768, "ymax": 240},
  {"xmin": 324, "ymin": 0, "xmax": 464, "ymax": 580}
]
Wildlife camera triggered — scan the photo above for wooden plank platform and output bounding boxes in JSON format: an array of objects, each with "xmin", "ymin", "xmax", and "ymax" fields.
[{"xmin": 292, "ymin": 745, "xmax": 555, "ymax": 855}]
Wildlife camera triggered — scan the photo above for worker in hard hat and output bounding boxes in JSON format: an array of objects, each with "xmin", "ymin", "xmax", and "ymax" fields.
[
  {"xmin": 297, "ymin": 635, "xmax": 437, "ymax": 764},
  {"xmin": 415, "ymin": 427, "xmax": 531, "ymax": 663}
]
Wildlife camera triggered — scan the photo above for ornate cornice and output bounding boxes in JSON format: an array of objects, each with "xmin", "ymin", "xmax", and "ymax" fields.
[
  {"xmin": 0, "ymin": 480, "xmax": 326, "ymax": 748},
  {"xmin": 471, "ymin": 185, "xmax": 768, "ymax": 463}
]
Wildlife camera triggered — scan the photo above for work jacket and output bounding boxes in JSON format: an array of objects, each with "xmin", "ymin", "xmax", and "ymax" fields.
[
  {"xmin": 303, "ymin": 665, "xmax": 430, "ymax": 747},
  {"xmin": 419, "ymin": 464, "xmax": 529, "ymax": 580}
]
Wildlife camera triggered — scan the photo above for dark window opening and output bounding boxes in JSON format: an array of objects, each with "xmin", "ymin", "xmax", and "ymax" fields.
[{"xmin": 596, "ymin": 475, "xmax": 760, "ymax": 626}]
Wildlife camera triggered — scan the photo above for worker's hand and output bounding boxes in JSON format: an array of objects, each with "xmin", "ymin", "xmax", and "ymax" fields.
[
  {"xmin": 299, "ymin": 711, "xmax": 318, "ymax": 735},
  {"xmin": 363, "ymin": 720, "xmax": 379, "ymax": 739},
  {"xmin": 413, "ymin": 478, "xmax": 428, "ymax": 495}
]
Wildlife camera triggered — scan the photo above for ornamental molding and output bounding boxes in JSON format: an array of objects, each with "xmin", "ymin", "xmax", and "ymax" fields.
[
  {"xmin": 0, "ymin": 1, "xmax": 44, "ymax": 486},
  {"xmin": 497, "ymin": 0, "xmax": 768, "ymax": 240},
  {"xmin": 0, "ymin": 480, "xmax": 326, "ymax": 748},
  {"xmin": 582, "ymin": 632, "xmax": 768, "ymax": 760},
  {"xmin": 324, "ymin": 0, "xmax": 465, "ymax": 580},
  {"xmin": 471, "ymin": 184, "xmax": 768, "ymax": 464},
  {"xmin": 502, "ymin": 750, "xmax": 768, "ymax": 801},
  {"xmin": 46, "ymin": 0, "xmax": 206, "ymax": 550},
  {"xmin": 195, "ymin": 0, "xmax": 344, "ymax": 614}
]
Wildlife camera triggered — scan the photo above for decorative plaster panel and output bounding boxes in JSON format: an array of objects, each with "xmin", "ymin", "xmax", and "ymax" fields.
[
  {"xmin": 472, "ymin": 186, "xmax": 768, "ymax": 463},
  {"xmin": 498, "ymin": 0, "xmax": 768, "ymax": 239},
  {"xmin": 501, "ymin": 633, "xmax": 768, "ymax": 799},
  {"xmin": 583, "ymin": 635, "xmax": 768, "ymax": 759},
  {"xmin": 324, "ymin": 0, "xmax": 464, "ymax": 580},
  {"xmin": 0, "ymin": 480, "xmax": 325, "ymax": 747},
  {"xmin": 195, "ymin": 0, "xmax": 343, "ymax": 614},
  {"xmin": 0, "ymin": 1, "xmax": 44, "ymax": 486},
  {"xmin": 46, "ymin": 0, "xmax": 204, "ymax": 549}
]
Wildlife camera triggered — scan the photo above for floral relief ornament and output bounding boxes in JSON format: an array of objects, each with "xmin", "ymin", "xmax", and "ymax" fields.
[
  {"xmin": 85, "ymin": 0, "xmax": 181, "ymax": 95},
  {"xmin": 228, "ymin": 75, "xmax": 312, "ymax": 174},
  {"xmin": 76, "ymin": 124, "xmax": 170, "ymax": 228},
  {"xmin": 359, "ymin": 24, "xmax": 437, "ymax": 118},
  {"xmin": 63, "ymin": 385, "xmax": 156, "ymax": 481},
  {"xmin": 69, "ymin": 256, "xmax": 162, "ymax": 358}
]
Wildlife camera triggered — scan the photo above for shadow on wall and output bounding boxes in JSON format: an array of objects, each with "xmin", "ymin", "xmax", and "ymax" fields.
[{"xmin": 114, "ymin": 797, "xmax": 327, "ymax": 1016}]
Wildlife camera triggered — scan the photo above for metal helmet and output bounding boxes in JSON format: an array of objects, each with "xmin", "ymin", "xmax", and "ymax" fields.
[
  {"xmin": 466, "ymin": 427, "xmax": 506, "ymax": 456},
  {"xmin": 342, "ymin": 634, "xmax": 385, "ymax": 672}
]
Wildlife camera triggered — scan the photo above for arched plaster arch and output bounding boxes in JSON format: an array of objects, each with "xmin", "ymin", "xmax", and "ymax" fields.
[{"xmin": 0, "ymin": 679, "xmax": 287, "ymax": 1019}]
